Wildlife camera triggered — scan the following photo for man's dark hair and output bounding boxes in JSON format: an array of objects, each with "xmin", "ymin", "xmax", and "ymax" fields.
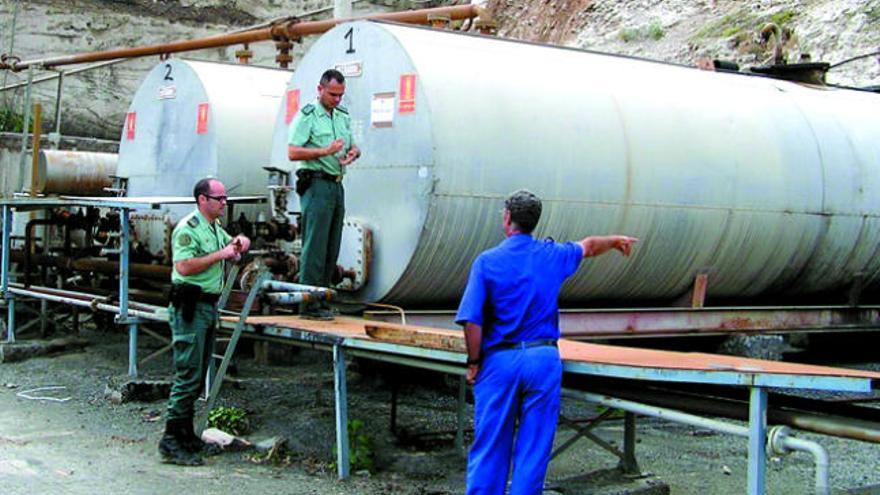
[
  {"xmin": 193, "ymin": 178, "xmax": 214, "ymax": 201},
  {"xmin": 505, "ymin": 189, "xmax": 542, "ymax": 234},
  {"xmin": 320, "ymin": 69, "xmax": 345, "ymax": 86}
]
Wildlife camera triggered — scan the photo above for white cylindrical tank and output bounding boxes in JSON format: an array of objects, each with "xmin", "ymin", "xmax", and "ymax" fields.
[
  {"xmin": 118, "ymin": 59, "xmax": 290, "ymax": 256},
  {"xmin": 270, "ymin": 22, "xmax": 880, "ymax": 307}
]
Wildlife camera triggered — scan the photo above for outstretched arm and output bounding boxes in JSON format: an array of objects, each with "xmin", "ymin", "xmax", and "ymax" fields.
[{"xmin": 579, "ymin": 235, "xmax": 639, "ymax": 258}]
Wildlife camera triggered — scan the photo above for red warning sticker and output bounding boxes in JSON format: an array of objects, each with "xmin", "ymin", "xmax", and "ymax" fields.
[
  {"xmin": 196, "ymin": 103, "xmax": 209, "ymax": 134},
  {"xmin": 285, "ymin": 89, "xmax": 300, "ymax": 124},
  {"xmin": 398, "ymin": 74, "xmax": 416, "ymax": 114},
  {"xmin": 125, "ymin": 112, "xmax": 136, "ymax": 140}
]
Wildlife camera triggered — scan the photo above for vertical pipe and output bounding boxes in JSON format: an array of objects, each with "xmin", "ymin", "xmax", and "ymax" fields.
[
  {"xmin": 748, "ymin": 387, "xmax": 768, "ymax": 495},
  {"xmin": 455, "ymin": 375, "xmax": 466, "ymax": 454},
  {"xmin": 6, "ymin": 298, "xmax": 14, "ymax": 343},
  {"xmin": 118, "ymin": 208, "xmax": 136, "ymax": 376},
  {"xmin": 53, "ymin": 72, "xmax": 63, "ymax": 138},
  {"xmin": 1, "ymin": 205, "xmax": 13, "ymax": 343},
  {"xmin": 333, "ymin": 344, "xmax": 350, "ymax": 479},
  {"xmin": 128, "ymin": 323, "xmax": 138, "ymax": 377},
  {"xmin": 118, "ymin": 208, "xmax": 130, "ymax": 319},
  {"xmin": 39, "ymin": 299, "xmax": 47, "ymax": 336},
  {"xmin": 29, "ymin": 102, "xmax": 41, "ymax": 195},
  {"xmin": 17, "ymin": 66, "xmax": 34, "ymax": 192},
  {"xmin": 622, "ymin": 412, "xmax": 640, "ymax": 474}
]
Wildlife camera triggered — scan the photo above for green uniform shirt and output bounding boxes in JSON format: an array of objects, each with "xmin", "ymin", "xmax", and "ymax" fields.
[
  {"xmin": 288, "ymin": 101, "xmax": 354, "ymax": 176},
  {"xmin": 171, "ymin": 210, "xmax": 232, "ymax": 294}
]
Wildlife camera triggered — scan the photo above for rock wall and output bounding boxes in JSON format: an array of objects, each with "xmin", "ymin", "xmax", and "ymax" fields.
[
  {"xmin": 0, "ymin": 0, "xmax": 401, "ymax": 139},
  {"xmin": 486, "ymin": 0, "xmax": 880, "ymax": 88}
]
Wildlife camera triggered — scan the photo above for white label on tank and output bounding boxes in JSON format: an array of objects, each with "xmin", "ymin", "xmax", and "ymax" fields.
[
  {"xmin": 371, "ymin": 92, "xmax": 395, "ymax": 128},
  {"xmin": 158, "ymin": 85, "xmax": 177, "ymax": 100},
  {"xmin": 335, "ymin": 61, "xmax": 363, "ymax": 78},
  {"xmin": 418, "ymin": 166, "xmax": 428, "ymax": 178}
]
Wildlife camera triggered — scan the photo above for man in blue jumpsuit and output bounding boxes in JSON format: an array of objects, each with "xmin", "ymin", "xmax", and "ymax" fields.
[{"xmin": 456, "ymin": 190, "xmax": 637, "ymax": 495}]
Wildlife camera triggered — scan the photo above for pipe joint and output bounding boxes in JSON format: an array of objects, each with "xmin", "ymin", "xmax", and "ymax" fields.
[{"xmin": 767, "ymin": 425, "xmax": 794, "ymax": 456}]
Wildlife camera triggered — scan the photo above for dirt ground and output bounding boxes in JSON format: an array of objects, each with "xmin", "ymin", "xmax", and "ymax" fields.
[{"xmin": 2, "ymin": 323, "xmax": 880, "ymax": 495}]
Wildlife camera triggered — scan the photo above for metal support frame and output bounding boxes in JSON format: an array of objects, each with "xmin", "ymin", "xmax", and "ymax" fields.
[
  {"xmin": 114, "ymin": 207, "xmax": 140, "ymax": 377},
  {"xmin": 622, "ymin": 412, "xmax": 639, "ymax": 474},
  {"xmin": 17, "ymin": 66, "xmax": 35, "ymax": 193},
  {"xmin": 748, "ymin": 387, "xmax": 769, "ymax": 495},
  {"xmin": 2, "ymin": 205, "xmax": 13, "ymax": 343},
  {"xmin": 333, "ymin": 344, "xmax": 350, "ymax": 479}
]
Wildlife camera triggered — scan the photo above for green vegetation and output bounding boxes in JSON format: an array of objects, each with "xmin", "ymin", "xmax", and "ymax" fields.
[
  {"xmin": 619, "ymin": 20, "xmax": 665, "ymax": 43},
  {"xmin": 770, "ymin": 9, "xmax": 796, "ymax": 26},
  {"xmin": 0, "ymin": 106, "xmax": 27, "ymax": 133},
  {"xmin": 618, "ymin": 27, "xmax": 639, "ymax": 42},
  {"xmin": 695, "ymin": 8, "xmax": 758, "ymax": 39},
  {"xmin": 207, "ymin": 406, "xmax": 250, "ymax": 436},
  {"xmin": 868, "ymin": 5, "xmax": 880, "ymax": 23},
  {"xmin": 648, "ymin": 21, "xmax": 665, "ymax": 41},
  {"xmin": 332, "ymin": 419, "xmax": 375, "ymax": 473}
]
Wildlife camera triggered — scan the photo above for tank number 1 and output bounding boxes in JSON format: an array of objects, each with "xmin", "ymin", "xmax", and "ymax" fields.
[{"xmin": 344, "ymin": 27, "xmax": 355, "ymax": 54}]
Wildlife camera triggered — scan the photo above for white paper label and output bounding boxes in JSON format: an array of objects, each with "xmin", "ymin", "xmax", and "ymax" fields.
[{"xmin": 371, "ymin": 92, "xmax": 395, "ymax": 128}]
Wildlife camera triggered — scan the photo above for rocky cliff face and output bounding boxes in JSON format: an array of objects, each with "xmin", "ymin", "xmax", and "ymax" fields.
[
  {"xmin": 0, "ymin": 0, "xmax": 397, "ymax": 139},
  {"xmin": 486, "ymin": 0, "xmax": 880, "ymax": 88},
  {"xmin": 1, "ymin": 0, "xmax": 878, "ymax": 140}
]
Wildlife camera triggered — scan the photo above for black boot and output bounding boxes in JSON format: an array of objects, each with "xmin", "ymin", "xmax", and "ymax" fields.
[
  {"xmin": 158, "ymin": 419, "xmax": 204, "ymax": 466},
  {"xmin": 180, "ymin": 420, "xmax": 223, "ymax": 457}
]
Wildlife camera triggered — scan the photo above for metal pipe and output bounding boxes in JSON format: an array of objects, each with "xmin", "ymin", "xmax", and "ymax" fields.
[
  {"xmin": 263, "ymin": 280, "xmax": 334, "ymax": 293},
  {"xmin": 562, "ymin": 389, "xmax": 832, "ymax": 495},
  {"xmin": 266, "ymin": 291, "xmax": 332, "ymax": 305},
  {"xmin": 8, "ymin": 287, "xmax": 166, "ymax": 322},
  {"xmin": 17, "ymin": 65, "xmax": 33, "ymax": 191},
  {"xmin": 768, "ymin": 426, "xmax": 830, "ymax": 495},
  {"xmin": 4, "ymin": 5, "xmax": 480, "ymax": 72},
  {"xmin": 29, "ymin": 103, "xmax": 41, "ymax": 195}
]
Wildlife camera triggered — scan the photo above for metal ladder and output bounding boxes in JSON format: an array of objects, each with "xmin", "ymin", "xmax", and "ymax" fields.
[{"xmin": 198, "ymin": 264, "xmax": 272, "ymax": 432}]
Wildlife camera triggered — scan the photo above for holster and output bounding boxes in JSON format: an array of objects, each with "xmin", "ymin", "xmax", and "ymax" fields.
[
  {"xmin": 169, "ymin": 283, "xmax": 202, "ymax": 323},
  {"xmin": 295, "ymin": 169, "xmax": 313, "ymax": 196}
]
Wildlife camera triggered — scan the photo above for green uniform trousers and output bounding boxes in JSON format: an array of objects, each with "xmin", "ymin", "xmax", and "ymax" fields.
[
  {"xmin": 299, "ymin": 178, "xmax": 345, "ymax": 288},
  {"xmin": 166, "ymin": 301, "xmax": 215, "ymax": 421}
]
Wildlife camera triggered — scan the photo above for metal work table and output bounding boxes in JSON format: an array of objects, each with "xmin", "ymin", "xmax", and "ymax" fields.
[
  {"xmin": 0, "ymin": 195, "xmax": 263, "ymax": 376},
  {"xmin": 235, "ymin": 316, "xmax": 880, "ymax": 494}
]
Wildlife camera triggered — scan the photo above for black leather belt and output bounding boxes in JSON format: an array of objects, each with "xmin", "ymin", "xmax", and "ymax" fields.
[
  {"xmin": 198, "ymin": 292, "xmax": 220, "ymax": 304},
  {"xmin": 308, "ymin": 170, "xmax": 342, "ymax": 183},
  {"xmin": 493, "ymin": 339, "xmax": 557, "ymax": 351}
]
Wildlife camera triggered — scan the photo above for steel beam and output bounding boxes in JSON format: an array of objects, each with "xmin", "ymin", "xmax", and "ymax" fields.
[
  {"xmin": 748, "ymin": 387, "xmax": 768, "ymax": 495},
  {"xmin": 333, "ymin": 344, "xmax": 350, "ymax": 480},
  {"xmin": 364, "ymin": 306, "xmax": 880, "ymax": 338}
]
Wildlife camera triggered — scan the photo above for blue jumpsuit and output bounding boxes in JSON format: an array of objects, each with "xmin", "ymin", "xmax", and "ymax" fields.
[{"xmin": 456, "ymin": 233, "xmax": 583, "ymax": 495}]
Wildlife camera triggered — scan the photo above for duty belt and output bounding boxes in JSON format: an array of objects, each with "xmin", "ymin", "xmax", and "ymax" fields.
[
  {"xmin": 492, "ymin": 339, "xmax": 558, "ymax": 351},
  {"xmin": 198, "ymin": 292, "xmax": 221, "ymax": 304},
  {"xmin": 305, "ymin": 169, "xmax": 342, "ymax": 183}
]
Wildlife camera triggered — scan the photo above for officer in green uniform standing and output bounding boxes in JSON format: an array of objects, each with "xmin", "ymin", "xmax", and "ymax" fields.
[
  {"xmin": 158, "ymin": 177, "xmax": 251, "ymax": 465},
  {"xmin": 288, "ymin": 68, "xmax": 361, "ymax": 320}
]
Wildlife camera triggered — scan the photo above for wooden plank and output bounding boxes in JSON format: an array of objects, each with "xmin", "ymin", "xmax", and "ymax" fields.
[{"xmin": 364, "ymin": 321, "xmax": 466, "ymax": 352}]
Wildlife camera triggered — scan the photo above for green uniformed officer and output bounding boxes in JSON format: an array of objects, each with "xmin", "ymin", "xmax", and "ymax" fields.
[
  {"xmin": 158, "ymin": 177, "xmax": 251, "ymax": 466},
  {"xmin": 288, "ymin": 68, "xmax": 361, "ymax": 320}
]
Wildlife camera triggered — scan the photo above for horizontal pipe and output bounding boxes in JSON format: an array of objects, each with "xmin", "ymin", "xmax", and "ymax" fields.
[
  {"xmin": 266, "ymin": 291, "xmax": 332, "ymax": 305},
  {"xmin": 9, "ymin": 251, "xmax": 171, "ymax": 280},
  {"xmin": 4, "ymin": 5, "xmax": 480, "ymax": 71},
  {"xmin": 9, "ymin": 286, "xmax": 166, "ymax": 321},
  {"xmin": 263, "ymin": 280, "xmax": 334, "ymax": 293}
]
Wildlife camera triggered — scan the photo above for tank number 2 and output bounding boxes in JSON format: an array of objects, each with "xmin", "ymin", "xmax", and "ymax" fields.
[
  {"xmin": 164, "ymin": 64, "xmax": 174, "ymax": 81},
  {"xmin": 344, "ymin": 27, "xmax": 355, "ymax": 54}
]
